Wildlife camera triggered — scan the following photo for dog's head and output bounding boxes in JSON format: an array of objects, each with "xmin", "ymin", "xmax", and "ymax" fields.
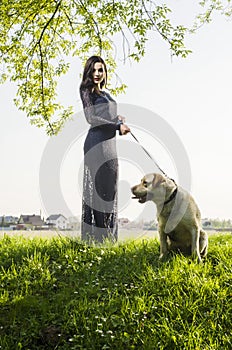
[{"xmin": 131, "ymin": 173, "xmax": 175, "ymax": 204}]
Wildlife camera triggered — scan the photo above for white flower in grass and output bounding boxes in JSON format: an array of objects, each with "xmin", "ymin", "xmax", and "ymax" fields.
[{"xmin": 96, "ymin": 329, "xmax": 103, "ymax": 334}]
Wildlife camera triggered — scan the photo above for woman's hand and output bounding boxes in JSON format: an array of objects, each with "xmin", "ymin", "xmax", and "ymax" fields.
[
  {"xmin": 118, "ymin": 115, "xmax": 126, "ymax": 123},
  {"xmin": 120, "ymin": 123, "xmax": 130, "ymax": 135}
]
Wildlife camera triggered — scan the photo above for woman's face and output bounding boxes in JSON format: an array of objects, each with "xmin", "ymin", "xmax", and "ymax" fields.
[{"xmin": 92, "ymin": 62, "xmax": 105, "ymax": 86}]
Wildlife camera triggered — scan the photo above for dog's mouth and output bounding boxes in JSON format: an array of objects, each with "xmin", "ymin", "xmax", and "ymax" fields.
[{"xmin": 132, "ymin": 194, "xmax": 147, "ymax": 203}]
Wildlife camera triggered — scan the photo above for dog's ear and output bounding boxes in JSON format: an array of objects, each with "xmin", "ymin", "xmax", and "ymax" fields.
[
  {"xmin": 152, "ymin": 173, "xmax": 165, "ymax": 187},
  {"xmin": 143, "ymin": 173, "xmax": 155, "ymax": 186}
]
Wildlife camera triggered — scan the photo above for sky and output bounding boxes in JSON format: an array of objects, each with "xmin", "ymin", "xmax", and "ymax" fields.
[{"xmin": 1, "ymin": 1, "xmax": 232, "ymax": 222}]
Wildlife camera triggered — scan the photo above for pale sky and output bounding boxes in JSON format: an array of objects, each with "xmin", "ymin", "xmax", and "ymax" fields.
[{"xmin": 1, "ymin": 1, "xmax": 232, "ymax": 221}]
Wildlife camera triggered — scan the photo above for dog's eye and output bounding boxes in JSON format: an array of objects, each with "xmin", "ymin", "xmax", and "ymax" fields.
[{"xmin": 143, "ymin": 181, "xmax": 147, "ymax": 187}]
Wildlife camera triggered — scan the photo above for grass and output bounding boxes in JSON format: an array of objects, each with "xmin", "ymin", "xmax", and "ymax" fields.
[{"xmin": 0, "ymin": 233, "xmax": 232, "ymax": 349}]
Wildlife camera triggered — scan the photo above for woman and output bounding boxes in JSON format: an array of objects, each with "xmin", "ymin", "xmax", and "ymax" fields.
[{"xmin": 80, "ymin": 56, "xmax": 130, "ymax": 243}]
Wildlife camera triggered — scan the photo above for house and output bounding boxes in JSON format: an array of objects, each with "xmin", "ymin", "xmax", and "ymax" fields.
[
  {"xmin": 0, "ymin": 216, "xmax": 19, "ymax": 224},
  {"xmin": 46, "ymin": 214, "xmax": 68, "ymax": 230},
  {"xmin": 67, "ymin": 216, "xmax": 81, "ymax": 230},
  {"xmin": 118, "ymin": 217, "xmax": 130, "ymax": 227},
  {"xmin": 18, "ymin": 214, "xmax": 45, "ymax": 230}
]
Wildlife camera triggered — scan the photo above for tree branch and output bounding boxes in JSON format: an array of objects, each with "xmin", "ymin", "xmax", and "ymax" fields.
[
  {"xmin": 76, "ymin": 0, "xmax": 103, "ymax": 53},
  {"xmin": 38, "ymin": 42, "xmax": 55, "ymax": 135},
  {"xmin": 141, "ymin": 0, "xmax": 172, "ymax": 45}
]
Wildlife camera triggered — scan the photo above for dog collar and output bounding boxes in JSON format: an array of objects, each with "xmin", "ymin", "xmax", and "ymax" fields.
[{"xmin": 164, "ymin": 187, "xmax": 178, "ymax": 205}]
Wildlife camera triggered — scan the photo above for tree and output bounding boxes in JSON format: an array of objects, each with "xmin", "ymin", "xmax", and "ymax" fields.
[{"xmin": 0, "ymin": 0, "xmax": 231, "ymax": 135}]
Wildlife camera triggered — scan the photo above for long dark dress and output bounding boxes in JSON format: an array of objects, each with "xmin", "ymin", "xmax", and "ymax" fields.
[{"xmin": 80, "ymin": 88, "xmax": 121, "ymax": 243}]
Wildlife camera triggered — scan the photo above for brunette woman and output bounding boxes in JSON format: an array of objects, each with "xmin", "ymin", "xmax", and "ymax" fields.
[{"xmin": 80, "ymin": 56, "xmax": 130, "ymax": 243}]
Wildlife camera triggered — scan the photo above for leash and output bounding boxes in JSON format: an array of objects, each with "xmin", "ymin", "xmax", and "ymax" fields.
[
  {"xmin": 130, "ymin": 131, "xmax": 168, "ymax": 178},
  {"xmin": 129, "ymin": 130, "xmax": 178, "ymax": 241}
]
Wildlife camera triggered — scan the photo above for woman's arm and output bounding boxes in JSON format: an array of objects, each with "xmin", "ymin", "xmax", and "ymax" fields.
[{"xmin": 80, "ymin": 88, "xmax": 118, "ymax": 128}]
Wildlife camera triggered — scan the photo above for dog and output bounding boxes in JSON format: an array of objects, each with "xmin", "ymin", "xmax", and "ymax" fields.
[{"xmin": 131, "ymin": 173, "xmax": 208, "ymax": 262}]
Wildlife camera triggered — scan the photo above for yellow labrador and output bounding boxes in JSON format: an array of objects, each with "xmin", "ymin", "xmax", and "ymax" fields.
[{"xmin": 131, "ymin": 173, "xmax": 208, "ymax": 262}]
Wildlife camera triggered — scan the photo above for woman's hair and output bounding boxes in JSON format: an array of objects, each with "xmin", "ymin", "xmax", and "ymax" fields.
[{"xmin": 80, "ymin": 56, "xmax": 107, "ymax": 92}]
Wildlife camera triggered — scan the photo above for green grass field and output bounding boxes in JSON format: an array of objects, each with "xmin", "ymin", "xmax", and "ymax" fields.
[{"xmin": 0, "ymin": 233, "xmax": 232, "ymax": 349}]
